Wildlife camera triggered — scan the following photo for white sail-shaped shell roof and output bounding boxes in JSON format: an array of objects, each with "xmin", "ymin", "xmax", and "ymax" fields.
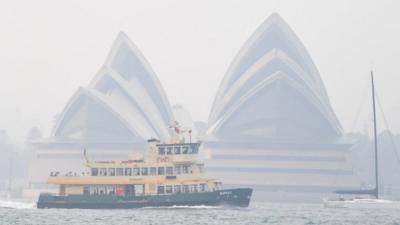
[
  {"xmin": 208, "ymin": 13, "xmax": 343, "ymax": 142},
  {"xmin": 103, "ymin": 32, "xmax": 174, "ymax": 126},
  {"xmin": 52, "ymin": 32, "xmax": 174, "ymax": 142}
]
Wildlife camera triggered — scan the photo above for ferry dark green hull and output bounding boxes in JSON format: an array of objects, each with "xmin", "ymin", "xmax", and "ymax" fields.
[{"xmin": 37, "ymin": 188, "xmax": 252, "ymax": 209}]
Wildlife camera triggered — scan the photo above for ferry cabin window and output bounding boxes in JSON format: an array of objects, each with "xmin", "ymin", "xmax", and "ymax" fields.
[
  {"xmin": 99, "ymin": 168, "xmax": 107, "ymax": 176},
  {"xmin": 91, "ymin": 168, "xmax": 98, "ymax": 176},
  {"xmin": 149, "ymin": 167, "xmax": 157, "ymax": 175},
  {"xmin": 134, "ymin": 184, "xmax": 144, "ymax": 196},
  {"xmin": 166, "ymin": 167, "xmax": 173, "ymax": 175},
  {"xmin": 108, "ymin": 168, "xmax": 115, "ymax": 176},
  {"xmin": 125, "ymin": 168, "xmax": 132, "ymax": 176},
  {"xmin": 141, "ymin": 167, "xmax": 148, "ymax": 176},
  {"xmin": 183, "ymin": 185, "xmax": 190, "ymax": 193},
  {"xmin": 158, "ymin": 186, "xmax": 165, "ymax": 194},
  {"xmin": 133, "ymin": 168, "xmax": 140, "ymax": 176},
  {"xmin": 174, "ymin": 146, "xmax": 181, "ymax": 154},
  {"xmin": 116, "ymin": 168, "xmax": 124, "ymax": 176},
  {"xmin": 214, "ymin": 182, "xmax": 222, "ymax": 190},
  {"xmin": 190, "ymin": 184, "xmax": 198, "ymax": 192},
  {"xmin": 174, "ymin": 165, "xmax": 182, "ymax": 174},
  {"xmin": 199, "ymin": 184, "xmax": 206, "ymax": 192},
  {"xmin": 166, "ymin": 147, "xmax": 173, "ymax": 155},
  {"xmin": 158, "ymin": 147, "xmax": 165, "ymax": 155},
  {"xmin": 107, "ymin": 186, "xmax": 115, "ymax": 195},
  {"xmin": 173, "ymin": 185, "xmax": 181, "ymax": 193},
  {"xmin": 158, "ymin": 167, "xmax": 165, "ymax": 175},
  {"xmin": 189, "ymin": 145, "xmax": 198, "ymax": 154},
  {"xmin": 182, "ymin": 146, "xmax": 189, "ymax": 154},
  {"xmin": 166, "ymin": 185, "xmax": 173, "ymax": 194},
  {"xmin": 98, "ymin": 186, "xmax": 106, "ymax": 195},
  {"xmin": 89, "ymin": 185, "xmax": 115, "ymax": 195},
  {"xmin": 125, "ymin": 185, "xmax": 134, "ymax": 196},
  {"xmin": 83, "ymin": 186, "xmax": 90, "ymax": 195},
  {"xmin": 89, "ymin": 186, "xmax": 98, "ymax": 195},
  {"xmin": 198, "ymin": 164, "xmax": 204, "ymax": 173},
  {"xmin": 182, "ymin": 165, "xmax": 191, "ymax": 174}
]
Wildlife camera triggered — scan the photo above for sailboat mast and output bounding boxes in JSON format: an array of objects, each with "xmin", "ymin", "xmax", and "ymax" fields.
[
  {"xmin": 9, "ymin": 157, "xmax": 12, "ymax": 197},
  {"xmin": 371, "ymin": 71, "xmax": 379, "ymax": 199}
]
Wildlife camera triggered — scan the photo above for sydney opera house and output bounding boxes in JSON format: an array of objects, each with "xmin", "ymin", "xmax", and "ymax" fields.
[
  {"xmin": 203, "ymin": 13, "xmax": 359, "ymax": 201},
  {"xmin": 29, "ymin": 32, "xmax": 177, "ymax": 184},
  {"xmin": 29, "ymin": 13, "xmax": 361, "ymax": 201}
]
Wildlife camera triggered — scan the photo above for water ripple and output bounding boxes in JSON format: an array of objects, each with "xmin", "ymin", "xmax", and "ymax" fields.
[{"xmin": 1, "ymin": 202, "xmax": 400, "ymax": 225}]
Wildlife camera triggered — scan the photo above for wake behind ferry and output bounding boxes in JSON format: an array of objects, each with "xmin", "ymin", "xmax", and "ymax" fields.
[{"xmin": 37, "ymin": 138, "xmax": 252, "ymax": 209}]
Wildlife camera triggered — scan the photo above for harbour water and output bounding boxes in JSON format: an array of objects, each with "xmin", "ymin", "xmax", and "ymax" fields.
[{"xmin": 1, "ymin": 199, "xmax": 400, "ymax": 225}]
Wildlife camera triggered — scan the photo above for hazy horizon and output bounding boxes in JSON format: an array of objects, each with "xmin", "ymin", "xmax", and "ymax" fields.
[{"xmin": 1, "ymin": 0, "xmax": 400, "ymax": 141}]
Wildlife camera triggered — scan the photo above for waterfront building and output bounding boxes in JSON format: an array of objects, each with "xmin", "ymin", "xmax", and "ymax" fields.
[
  {"xmin": 204, "ymin": 13, "xmax": 360, "ymax": 201},
  {"xmin": 28, "ymin": 32, "xmax": 175, "ymax": 190}
]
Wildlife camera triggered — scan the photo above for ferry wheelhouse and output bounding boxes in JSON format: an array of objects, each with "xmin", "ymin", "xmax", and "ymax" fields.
[{"xmin": 37, "ymin": 139, "xmax": 252, "ymax": 208}]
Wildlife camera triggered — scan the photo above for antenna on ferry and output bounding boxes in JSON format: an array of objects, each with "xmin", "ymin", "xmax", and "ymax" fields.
[
  {"xmin": 169, "ymin": 121, "xmax": 193, "ymax": 143},
  {"xmin": 169, "ymin": 121, "xmax": 181, "ymax": 134}
]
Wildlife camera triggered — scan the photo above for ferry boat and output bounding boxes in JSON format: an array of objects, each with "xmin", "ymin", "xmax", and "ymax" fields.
[{"xmin": 37, "ymin": 138, "xmax": 252, "ymax": 209}]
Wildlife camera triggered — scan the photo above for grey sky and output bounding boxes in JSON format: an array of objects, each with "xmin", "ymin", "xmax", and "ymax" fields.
[{"xmin": 0, "ymin": 0, "xmax": 399, "ymax": 141}]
